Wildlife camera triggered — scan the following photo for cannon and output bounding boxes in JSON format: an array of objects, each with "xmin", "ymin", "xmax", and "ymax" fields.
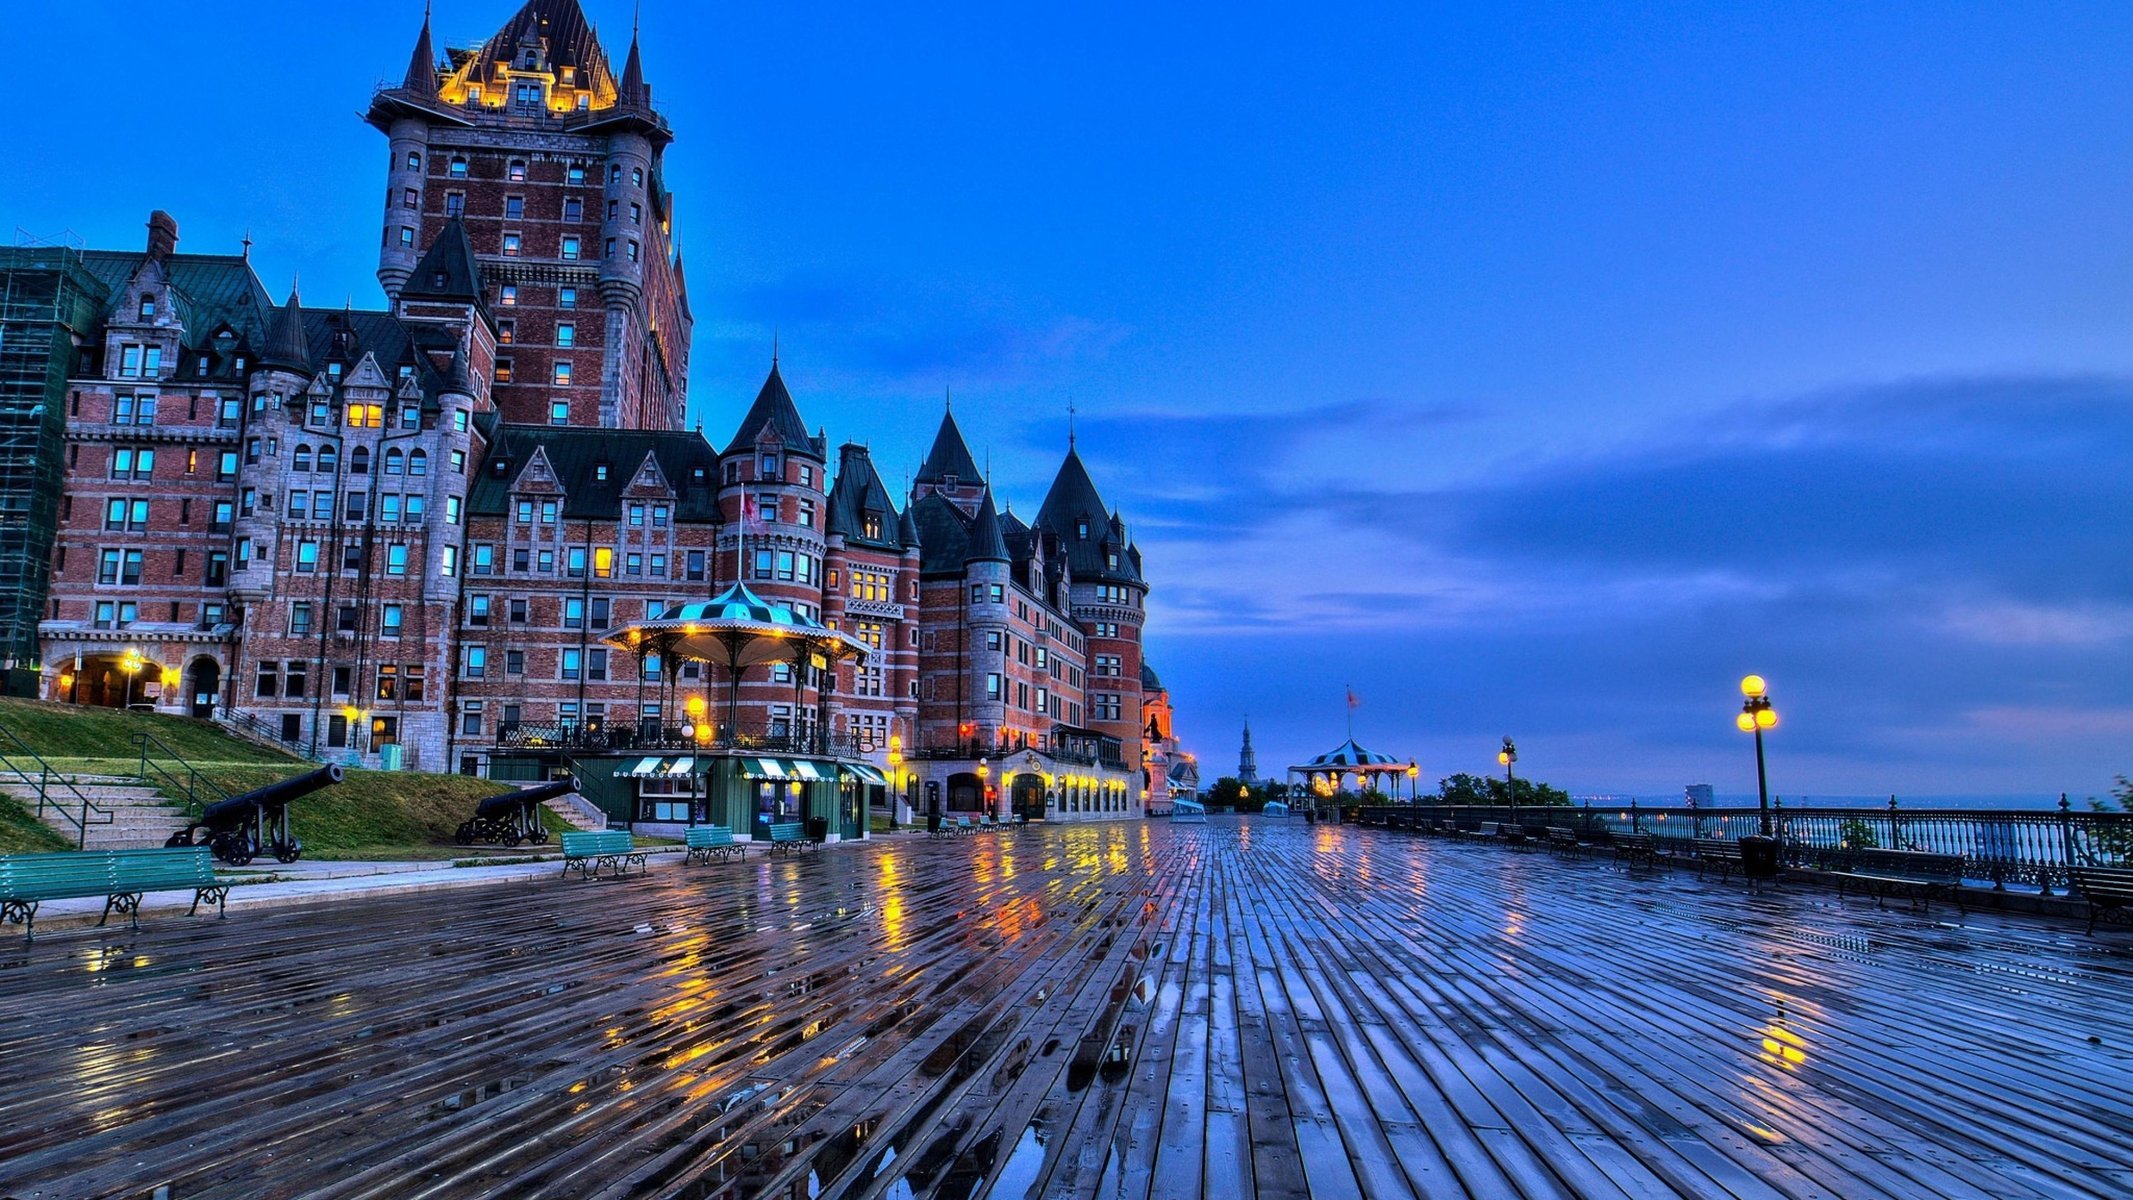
[
  {"xmin": 165, "ymin": 764, "xmax": 343, "ymax": 866},
  {"xmin": 454, "ymin": 777, "xmax": 577, "ymax": 848}
]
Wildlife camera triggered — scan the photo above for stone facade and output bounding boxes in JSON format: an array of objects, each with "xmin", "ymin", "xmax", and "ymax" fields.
[{"xmin": 29, "ymin": 0, "xmax": 1181, "ymax": 821}]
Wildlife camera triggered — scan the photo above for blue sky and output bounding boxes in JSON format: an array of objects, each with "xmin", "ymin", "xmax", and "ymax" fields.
[{"xmin": 13, "ymin": 1, "xmax": 2131, "ymax": 796}]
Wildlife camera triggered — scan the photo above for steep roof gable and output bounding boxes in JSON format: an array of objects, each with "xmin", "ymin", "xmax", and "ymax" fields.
[
  {"xmin": 916, "ymin": 407, "xmax": 981, "ymax": 485},
  {"xmin": 723, "ymin": 361, "xmax": 820, "ymax": 459}
]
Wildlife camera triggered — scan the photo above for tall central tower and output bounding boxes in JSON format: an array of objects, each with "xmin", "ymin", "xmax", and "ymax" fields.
[
  {"xmin": 366, "ymin": 0, "xmax": 692, "ymax": 431},
  {"xmin": 1238, "ymin": 717, "xmax": 1258, "ymax": 783}
]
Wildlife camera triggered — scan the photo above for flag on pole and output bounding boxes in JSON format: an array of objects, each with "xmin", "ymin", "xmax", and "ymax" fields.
[{"xmin": 1346, "ymin": 687, "xmax": 1361, "ymax": 710}]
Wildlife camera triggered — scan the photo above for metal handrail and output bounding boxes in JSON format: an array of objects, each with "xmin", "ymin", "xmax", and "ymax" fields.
[
  {"xmin": 0, "ymin": 722, "xmax": 113, "ymax": 849},
  {"xmin": 131, "ymin": 730, "xmax": 235, "ymax": 820},
  {"xmin": 1357, "ymin": 800, "xmax": 2133, "ymax": 896}
]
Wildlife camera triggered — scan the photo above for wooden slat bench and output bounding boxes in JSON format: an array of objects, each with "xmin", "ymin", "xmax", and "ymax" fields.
[
  {"xmin": 0, "ymin": 847, "xmax": 229, "ymax": 943},
  {"xmin": 1832, "ymin": 849, "xmax": 1966, "ymax": 913},
  {"xmin": 1612, "ymin": 832, "xmax": 1659, "ymax": 870},
  {"xmin": 766, "ymin": 822, "xmax": 812, "ymax": 856},
  {"xmin": 683, "ymin": 825, "xmax": 744, "ymax": 866},
  {"xmin": 1544, "ymin": 826, "xmax": 1583, "ymax": 858},
  {"xmin": 560, "ymin": 830, "xmax": 645, "ymax": 880},
  {"xmin": 1693, "ymin": 837, "xmax": 1746, "ymax": 882},
  {"xmin": 2069, "ymin": 866, "xmax": 2133, "ymax": 934}
]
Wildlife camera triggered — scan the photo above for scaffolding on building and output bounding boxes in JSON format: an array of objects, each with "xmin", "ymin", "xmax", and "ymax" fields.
[{"xmin": 0, "ymin": 246, "xmax": 106, "ymax": 690}]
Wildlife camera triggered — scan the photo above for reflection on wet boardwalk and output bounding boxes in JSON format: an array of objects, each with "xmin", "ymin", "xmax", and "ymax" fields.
[{"xmin": 2, "ymin": 817, "xmax": 2130, "ymax": 1198}]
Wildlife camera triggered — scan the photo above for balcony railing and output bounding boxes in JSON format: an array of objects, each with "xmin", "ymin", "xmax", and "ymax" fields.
[
  {"xmin": 910, "ymin": 735, "xmax": 1126, "ymax": 770},
  {"xmin": 1353, "ymin": 801, "xmax": 2133, "ymax": 894},
  {"xmin": 495, "ymin": 722, "xmax": 871, "ymax": 760}
]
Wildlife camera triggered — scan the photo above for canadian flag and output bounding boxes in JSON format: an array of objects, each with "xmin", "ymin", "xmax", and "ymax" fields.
[{"xmin": 740, "ymin": 494, "xmax": 766, "ymax": 532}]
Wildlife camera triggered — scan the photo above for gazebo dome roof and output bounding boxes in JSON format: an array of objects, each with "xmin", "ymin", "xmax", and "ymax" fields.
[
  {"xmin": 1295, "ymin": 738, "xmax": 1405, "ymax": 771},
  {"xmin": 602, "ymin": 580, "xmax": 867, "ymax": 669}
]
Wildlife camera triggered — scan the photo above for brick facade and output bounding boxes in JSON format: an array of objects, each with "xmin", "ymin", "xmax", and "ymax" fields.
[{"xmin": 29, "ymin": 1, "xmax": 1179, "ymax": 820}]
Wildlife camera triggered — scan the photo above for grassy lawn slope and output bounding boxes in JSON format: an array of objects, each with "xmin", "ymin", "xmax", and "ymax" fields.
[{"xmin": 0, "ymin": 697, "xmax": 515, "ymax": 859}]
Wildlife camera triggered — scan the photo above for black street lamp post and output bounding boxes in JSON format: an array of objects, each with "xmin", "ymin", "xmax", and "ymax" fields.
[
  {"xmin": 1498, "ymin": 737, "xmax": 1518, "ymax": 829},
  {"xmin": 1737, "ymin": 675, "xmax": 1778, "ymax": 836}
]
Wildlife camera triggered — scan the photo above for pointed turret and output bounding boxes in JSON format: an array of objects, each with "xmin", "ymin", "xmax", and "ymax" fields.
[
  {"xmin": 967, "ymin": 492, "xmax": 1010, "ymax": 564},
  {"xmin": 916, "ymin": 404, "xmax": 982, "ymax": 486},
  {"xmin": 401, "ymin": 8, "xmax": 438, "ymax": 94},
  {"xmin": 899, "ymin": 499, "xmax": 923, "ymax": 549},
  {"xmin": 618, "ymin": 30, "xmax": 647, "ymax": 105},
  {"xmin": 725, "ymin": 360, "xmax": 819, "ymax": 458},
  {"xmin": 441, "ymin": 345, "xmax": 475, "ymax": 397},
  {"xmin": 400, "ymin": 220, "xmax": 487, "ymax": 308},
  {"xmin": 262, "ymin": 285, "xmax": 311, "ymax": 374},
  {"xmin": 1036, "ymin": 445, "xmax": 1140, "ymax": 583}
]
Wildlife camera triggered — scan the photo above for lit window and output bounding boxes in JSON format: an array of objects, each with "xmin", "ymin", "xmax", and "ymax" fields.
[{"xmin": 556, "ymin": 323, "xmax": 574, "ymax": 347}]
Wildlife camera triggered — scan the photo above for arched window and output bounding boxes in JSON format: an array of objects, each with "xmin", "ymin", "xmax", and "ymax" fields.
[
  {"xmin": 449, "ymin": 156, "xmax": 467, "ymax": 178},
  {"xmin": 293, "ymin": 444, "xmax": 312, "ymax": 472},
  {"xmin": 350, "ymin": 446, "xmax": 371, "ymax": 474},
  {"xmin": 384, "ymin": 448, "xmax": 404, "ymax": 476},
  {"xmin": 405, "ymin": 150, "xmax": 421, "ymax": 171},
  {"xmin": 408, "ymin": 449, "xmax": 428, "ymax": 477},
  {"xmin": 316, "ymin": 445, "xmax": 338, "ymax": 473}
]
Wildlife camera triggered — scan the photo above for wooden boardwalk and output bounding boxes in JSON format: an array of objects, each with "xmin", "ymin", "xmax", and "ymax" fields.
[{"xmin": 1, "ymin": 817, "xmax": 2129, "ymax": 1199}]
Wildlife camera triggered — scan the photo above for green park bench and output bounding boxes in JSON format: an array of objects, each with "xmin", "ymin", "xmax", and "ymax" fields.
[
  {"xmin": 560, "ymin": 830, "xmax": 645, "ymax": 880},
  {"xmin": 949, "ymin": 816, "xmax": 974, "ymax": 836},
  {"xmin": 684, "ymin": 825, "xmax": 744, "ymax": 865},
  {"xmin": 766, "ymin": 822, "xmax": 812, "ymax": 856},
  {"xmin": 1831, "ymin": 848, "xmax": 1966, "ymax": 913},
  {"xmin": 2070, "ymin": 866, "xmax": 2133, "ymax": 934},
  {"xmin": 0, "ymin": 846, "xmax": 230, "ymax": 943}
]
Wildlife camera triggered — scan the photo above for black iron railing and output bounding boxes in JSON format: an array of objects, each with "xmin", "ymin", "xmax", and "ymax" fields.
[
  {"xmin": 496, "ymin": 723, "xmax": 871, "ymax": 760},
  {"xmin": 132, "ymin": 730, "xmax": 236, "ymax": 820},
  {"xmin": 1354, "ymin": 800, "xmax": 2133, "ymax": 895},
  {"xmin": 0, "ymin": 722, "xmax": 111, "ymax": 849}
]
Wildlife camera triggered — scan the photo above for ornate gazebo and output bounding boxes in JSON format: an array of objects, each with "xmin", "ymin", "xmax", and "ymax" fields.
[
  {"xmin": 1287, "ymin": 738, "xmax": 1421, "ymax": 801},
  {"xmin": 563, "ymin": 580, "xmax": 880, "ymax": 841}
]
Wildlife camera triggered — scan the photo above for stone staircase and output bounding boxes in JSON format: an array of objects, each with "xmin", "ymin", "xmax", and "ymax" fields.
[
  {"xmin": 541, "ymin": 791, "xmax": 610, "ymax": 832},
  {"xmin": 0, "ymin": 771, "xmax": 192, "ymax": 850}
]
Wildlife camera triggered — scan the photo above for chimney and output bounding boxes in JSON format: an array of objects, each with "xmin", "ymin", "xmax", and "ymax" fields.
[{"xmin": 145, "ymin": 211, "xmax": 179, "ymax": 262}]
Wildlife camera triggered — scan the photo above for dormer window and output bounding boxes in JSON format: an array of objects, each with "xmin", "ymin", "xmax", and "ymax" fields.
[
  {"xmin": 863, "ymin": 512, "xmax": 883, "ymax": 540},
  {"xmin": 1077, "ymin": 518, "xmax": 1090, "ymax": 539},
  {"xmin": 137, "ymin": 296, "xmax": 155, "ymax": 320},
  {"xmin": 522, "ymin": 50, "xmax": 538, "ymax": 69},
  {"xmin": 941, "ymin": 474, "xmax": 958, "ymax": 494},
  {"xmin": 594, "ymin": 462, "xmax": 610, "ymax": 481},
  {"xmin": 449, "ymin": 156, "xmax": 468, "ymax": 178},
  {"xmin": 759, "ymin": 452, "xmax": 778, "ymax": 478},
  {"xmin": 326, "ymin": 362, "xmax": 343, "ymax": 380}
]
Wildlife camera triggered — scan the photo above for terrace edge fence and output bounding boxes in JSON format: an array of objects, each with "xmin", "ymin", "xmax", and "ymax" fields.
[{"xmin": 1354, "ymin": 800, "xmax": 2133, "ymax": 896}]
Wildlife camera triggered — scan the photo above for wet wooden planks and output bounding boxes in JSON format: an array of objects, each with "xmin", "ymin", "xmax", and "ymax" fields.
[{"xmin": 0, "ymin": 819, "xmax": 2129, "ymax": 1198}]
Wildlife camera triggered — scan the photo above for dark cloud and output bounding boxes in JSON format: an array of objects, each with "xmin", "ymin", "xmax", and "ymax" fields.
[{"xmin": 1125, "ymin": 373, "xmax": 2133, "ymax": 794}]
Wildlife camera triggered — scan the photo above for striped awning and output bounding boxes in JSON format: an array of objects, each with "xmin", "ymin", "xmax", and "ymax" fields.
[
  {"xmin": 744, "ymin": 758, "xmax": 795, "ymax": 780},
  {"xmin": 625, "ymin": 756, "xmax": 704, "ymax": 777},
  {"xmin": 842, "ymin": 762, "xmax": 888, "ymax": 786},
  {"xmin": 622, "ymin": 757, "xmax": 664, "ymax": 777}
]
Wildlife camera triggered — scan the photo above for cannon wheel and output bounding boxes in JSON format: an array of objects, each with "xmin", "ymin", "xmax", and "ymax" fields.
[
  {"xmin": 453, "ymin": 821, "xmax": 477, "ymax": 846},
  {"xmin": 528, "ymin": 827, "xmax": 551, "ymax": 845},
  {"xmin": 272, "ymin": 839, "xmax": 302, "ymax": 865},
  {"xmin": 215, "ymin": 829, "xmax": 256, "ymax": 867}
]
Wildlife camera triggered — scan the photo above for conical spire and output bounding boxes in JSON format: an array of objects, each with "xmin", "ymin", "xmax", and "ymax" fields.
[
  {"xmin": 262, "ymin": 284, "xmax": 311, "ymax": 373},
  {"xmin": 898, "ymin": 497, "xmax": 922, "ymax": 549},
  {"xmin": 967, "ymin": 492, "xmax": 1009, "ymax": 564},
  {"xmin": 916, "ymin": 404, "xmax": 982, "ymax": 485},
  {"xmin": 441, "ymin": 345, "xmax": 475, "ymax": 396},
  {"xmin": 618, "ymin": 28, "xmax": 647, "ymax": 105},
  {"xmin": 724, "ymin": 359, "xmax": 817, "ymax": 458},
  {"xmin": 402, "ymin": 5, "xmax": 438, "ymax": 94}
]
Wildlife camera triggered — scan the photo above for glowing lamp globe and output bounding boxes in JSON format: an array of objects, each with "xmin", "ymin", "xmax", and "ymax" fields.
[
  {"xmin": 1740, "ymin": 674, "xmax": 1767, "ymax": 699},
  {"xmin": 1736, "ymin": 712, "xmax": 1757, "ymax": 733},
  {"xmin": 1497, "ymin": 751, "xmax": 1511, "ymax": 766},
  {"xmin": 1755, "ymin": 708, "xmax": 1778, "ymax": 730}
]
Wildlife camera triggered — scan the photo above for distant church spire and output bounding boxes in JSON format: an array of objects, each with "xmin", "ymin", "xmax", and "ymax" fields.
[{"xmin": 1238, "ymin": 716, "xmax": 1259, "ymax": 783}]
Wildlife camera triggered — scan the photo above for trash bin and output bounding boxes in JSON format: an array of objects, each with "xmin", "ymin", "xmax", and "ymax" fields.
[
  {"xmin": 805, "ymin": 816, "xmax": 829, "ymax": 843},
  {"xmin": 1740, "ymin": 834, "xmax": 1781, "ymax": 879}
]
